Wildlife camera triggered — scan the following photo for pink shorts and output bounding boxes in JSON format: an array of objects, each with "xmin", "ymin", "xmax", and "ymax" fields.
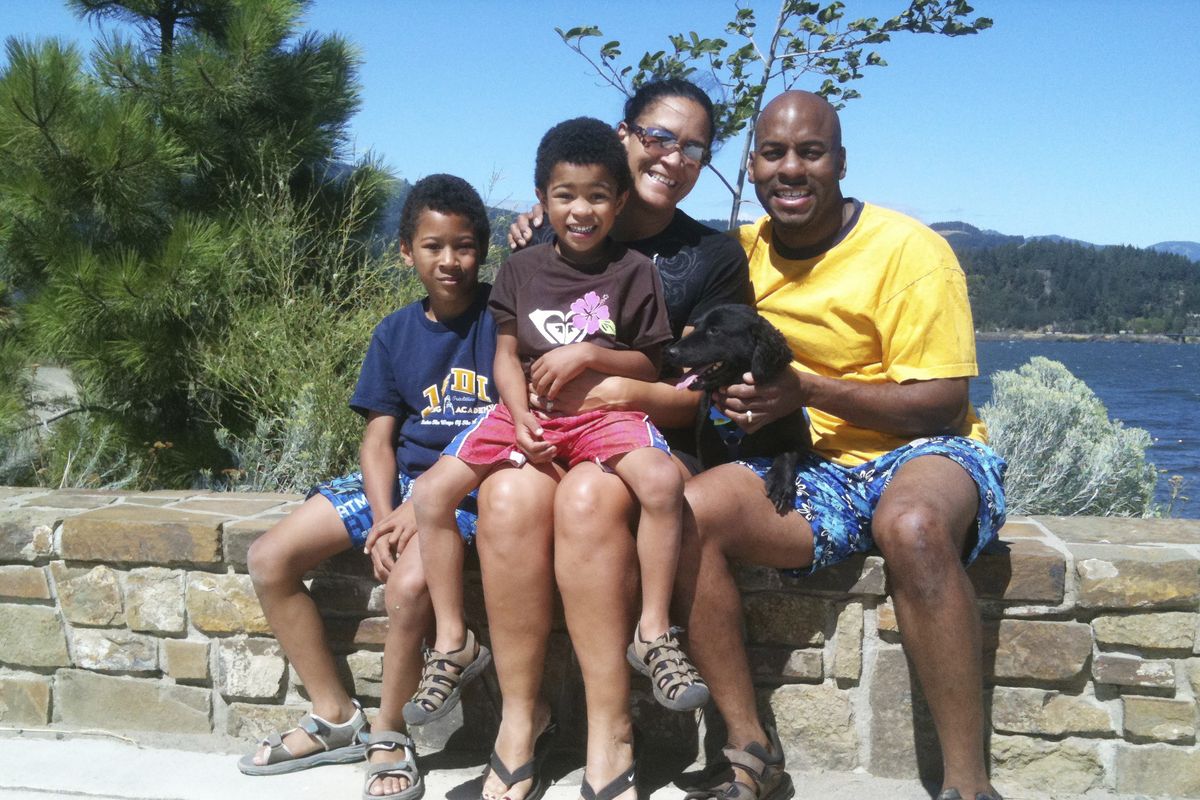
[{"xmin": 445, "ymin": 404, "xmax": 670, "ymax": 469}]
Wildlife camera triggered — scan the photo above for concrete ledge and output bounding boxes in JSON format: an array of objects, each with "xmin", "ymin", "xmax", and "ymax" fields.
[{"xmin": 0, "ymin": 487, "xmax": 1198, "ymax": 797}]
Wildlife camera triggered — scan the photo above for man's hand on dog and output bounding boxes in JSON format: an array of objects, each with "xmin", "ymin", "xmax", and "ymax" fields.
[{"xmin": 716, "ymin": 369, "xmax": 806, "ymax": 433}]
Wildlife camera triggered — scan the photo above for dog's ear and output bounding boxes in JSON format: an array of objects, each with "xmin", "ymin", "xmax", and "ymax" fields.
[{"xmin": 750, "ymin": 317, "xmax": 793, "ymax": 382}]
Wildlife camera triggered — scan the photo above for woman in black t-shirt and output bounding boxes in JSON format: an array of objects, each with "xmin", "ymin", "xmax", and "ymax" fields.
[{"xmin": 477, "ymin": 80, "xmax": 749, "ymax": 800}]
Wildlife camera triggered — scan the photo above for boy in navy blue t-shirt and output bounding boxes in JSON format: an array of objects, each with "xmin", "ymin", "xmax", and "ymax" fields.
[{"xmin": 239, "ymin": 175, "xmax": 496, "ymax": 799}]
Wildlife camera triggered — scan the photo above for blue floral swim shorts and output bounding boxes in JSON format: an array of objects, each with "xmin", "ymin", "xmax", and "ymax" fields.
[
  {"xmin": 309, "ymin": 471, "xmax": 479, "ymax": 549},
  {"xmin": 737, "ymin": 436, "xmax": 1007, "ymax": 576}
]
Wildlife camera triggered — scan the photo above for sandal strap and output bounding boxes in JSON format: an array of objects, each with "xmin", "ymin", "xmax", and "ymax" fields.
[
  {"xmin": 581, "ymin": 762, "xmax": 637, "ymax": 800},
  {"xmin": 256, "ymin": 732, "xmax": 295, "ymax": 764},
  {"xmin": 722, "ymin": 744, "xmax": 768, "ymax": 781},
  {"xmin": 488, "ymin": 749, "xmax": 535, "ymax": 786},
  {"xmin": 409, "ymin": 631, "xmax": 481, "ymax": 712},
  {"xmin": 367, "ymin": 759, "xmax": 417, "ymax": 779},
  {"xmin": 367, "ymin": 730, "xmax": 417, "ymax": 756},
  {"xmin": 298, "ymin": 699, "xmax": 368, "ymax": 750},
  {"xmin": 686, "ymin": 728, "xmax": 788, "ymax": 800},
  {"xmin": 635, "ymin": 628, "xmax": 704, "ymax": 700},
  {"xmin": 364, "ymin": 731, "xmax": 420, "ymax": 795}
]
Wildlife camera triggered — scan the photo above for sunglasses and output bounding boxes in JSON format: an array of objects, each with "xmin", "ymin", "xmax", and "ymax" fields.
[{"xmin": 627, "ymin": 123, "xmax": 710, "ymax": 165}]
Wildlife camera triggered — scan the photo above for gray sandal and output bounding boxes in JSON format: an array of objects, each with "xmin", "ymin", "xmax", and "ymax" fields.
[
  {"xmin": 237, "ymin": 699, "xmax": 368, "ymax": 775},
  {"xmin": 402, "ymin": 628, "xmax": 491, "ymax": 725},
  {"xmin": 362, "ymin": 731, "xmax": 424, "ymax": 800},
  {"xmin": 937, "ymin": 790, "xmax": 1003, "ymax": 800},
  {"xmin": 683, "ymin": 726, "xmax": 793, "ymax": 800}
]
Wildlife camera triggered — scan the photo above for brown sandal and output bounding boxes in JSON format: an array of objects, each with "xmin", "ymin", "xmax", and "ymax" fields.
[
  {"xmin": 683, "ymin": 726, "xmax": 793, "ymax": 800},
  {"xmin": 626, "ymin": 626, "xmax": 709, "ymax": 711},
  {"xmin": 402, "ymin": 628, "xmax": 491, "ymax": 725}
]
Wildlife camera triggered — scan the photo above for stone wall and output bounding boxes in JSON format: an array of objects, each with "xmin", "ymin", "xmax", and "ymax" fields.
[{"xmin": 1, "ymin": 486, "xmax": 1198, "ymax": 797}]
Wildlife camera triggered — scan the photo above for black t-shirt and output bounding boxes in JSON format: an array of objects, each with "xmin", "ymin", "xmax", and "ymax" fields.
[{"xmin": 529, "ymin": 209, "xmax": 751, "ymax": 338}]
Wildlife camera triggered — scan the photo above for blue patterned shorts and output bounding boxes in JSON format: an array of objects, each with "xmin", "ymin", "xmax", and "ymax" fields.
[
  {"xmin": 309, "ymin": 471, "xmax": 478, "ymax": 549},
  {"xmin": 737, "ymin": 436, "xmax": 1007, "ymax": 576}
]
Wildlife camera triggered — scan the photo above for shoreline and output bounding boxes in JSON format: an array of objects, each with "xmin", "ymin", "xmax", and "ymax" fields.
[{"xmin": 976, "ymin": 330, "xmax": 1200, "ymax": 344}]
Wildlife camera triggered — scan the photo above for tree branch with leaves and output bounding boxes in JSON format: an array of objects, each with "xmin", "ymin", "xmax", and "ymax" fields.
[{"xmin": 558, "ymin": 0, "xmax": 991, "ymax": 228}]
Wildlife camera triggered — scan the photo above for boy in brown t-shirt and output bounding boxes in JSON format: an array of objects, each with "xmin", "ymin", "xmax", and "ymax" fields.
[{"xmin": 407, "ymin": 117, "xmax": 710, "ymax": 730}]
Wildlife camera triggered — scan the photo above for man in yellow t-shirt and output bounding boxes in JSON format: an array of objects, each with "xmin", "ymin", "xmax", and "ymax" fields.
[{"xmin": 678, "ymin": 92, "xmax": 1007, "ymax": 800}]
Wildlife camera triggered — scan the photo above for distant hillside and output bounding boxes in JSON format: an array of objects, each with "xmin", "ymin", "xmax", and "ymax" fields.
[
  {"xmin": 945, "ymin": 237, "xmax": 1199, "ymax": 334},
  {"xmin": 1151, "ymin": 241, "xmax": 1200, "ymax": 262},
  {"xmin": 931, "ymin": 221, "xmax": 1200, "ymax": 265},
  {"xmin": 930, "ymin": 221, "xmax": 1023, "ymax": 250}
]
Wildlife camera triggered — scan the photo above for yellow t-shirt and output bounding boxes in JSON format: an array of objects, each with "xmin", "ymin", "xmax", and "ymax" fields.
[{"xmin": 737, "ymin": 203, "xmax": 988, "ymax": 466}]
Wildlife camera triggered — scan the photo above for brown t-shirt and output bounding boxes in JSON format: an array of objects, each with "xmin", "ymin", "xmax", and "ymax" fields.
[{"xmin": 489, "ymin": 241, "xmax": 673, "ymax": 367}]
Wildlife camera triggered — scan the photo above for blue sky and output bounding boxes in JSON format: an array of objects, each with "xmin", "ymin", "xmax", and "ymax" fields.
[{"xmin": 2, "ymin": 1, "xmax": 1198, "ymax": 247}]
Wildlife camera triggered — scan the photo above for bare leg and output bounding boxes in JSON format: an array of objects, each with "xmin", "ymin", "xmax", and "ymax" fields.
[
  {"xmin": 675, "ymin": 464, "xmax": 815, "ymax": 777},
  {"xmin": 555, "ymin": 462, "xmax": 640, "ymax": 800},
  {"xmin": 477, "ymin": 463, "xmax": 562, "ymax": 800},
  {"xmin": 872, "ymin": 455, "xmax": 995, "ymax": 798},
  {"xmin": 609, "ymin": 447, "xmax": 684, "ymax": 640},
  {"xmin": 411, "ymin": 455, "xmax": 490, "ymax": 652},
  {"xmin": 246, "ymin": 496, "xmax": 358, "ymax": 763},
  {"xmin": 366, "ymin": 535, "xmax": 435, "ymax": 797}
]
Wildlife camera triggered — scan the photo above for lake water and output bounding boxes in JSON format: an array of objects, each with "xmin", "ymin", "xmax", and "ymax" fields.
[{"xmin": 971, "ymin": 340, "xmax": 1200, "ymax": 518}]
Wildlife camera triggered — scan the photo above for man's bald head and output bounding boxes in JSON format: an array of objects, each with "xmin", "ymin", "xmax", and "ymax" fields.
[
  {"xmin": 755, "ymin": 91, "xmax": 842, "ymax": 151},
  {"xmin": 748, "ymin": 91, "xmax": 848, "ymax": 251}
]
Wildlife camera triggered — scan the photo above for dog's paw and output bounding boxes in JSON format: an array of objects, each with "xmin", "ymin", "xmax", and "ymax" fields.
[{"xmin": 764, "ymin": 471, "xmax": 796, "ymax": 516}]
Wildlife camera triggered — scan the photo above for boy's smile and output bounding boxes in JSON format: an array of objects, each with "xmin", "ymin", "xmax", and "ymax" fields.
[
  {"xmin": 400, "ymin": 209, "xmax": 481, "ymax": 321},
  {"xmin": 537, "ymin": 162, "xmax": 627, "ymax": 265}
]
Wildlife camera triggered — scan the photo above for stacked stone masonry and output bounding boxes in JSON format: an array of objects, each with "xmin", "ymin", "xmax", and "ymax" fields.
[{"xmin": 1, "ymin": 488, "xmax": 1199, "ymax": 797}]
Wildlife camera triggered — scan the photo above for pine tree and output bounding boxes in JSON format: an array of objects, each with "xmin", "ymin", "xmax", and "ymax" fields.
[{"xmin": 0, "ymin": 0, "xmax": 392, "ymax": 486}]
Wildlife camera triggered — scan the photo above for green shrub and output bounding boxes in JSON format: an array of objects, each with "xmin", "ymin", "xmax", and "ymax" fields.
[
  {"xmin": 3, "ymin": 414, "xmax": 143, "ymax": 489},
  {"xmin": 193, "ymin": 175, "xmax": 420, "ymax": 489},
  {"xmin": 205, "ymin": 386, "xmax": 344, "ymax": 494},
  {"xmin": 980, "ymin": 357, "xmax": 1157, "ymax": 516}
]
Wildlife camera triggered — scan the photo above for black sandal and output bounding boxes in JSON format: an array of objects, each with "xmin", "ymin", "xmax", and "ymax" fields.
[
  {"xmin": 581, "ymin": 762, "xmax": 637, "ymax": 800},
  {"xmin": 483, "ymin": 719, "xmax": 558, "ymax": 800}
]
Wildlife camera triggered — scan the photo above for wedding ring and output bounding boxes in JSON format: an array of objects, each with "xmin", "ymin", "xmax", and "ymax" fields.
[{"xmin": 746, "ymin": 410, "xmax": 754, "ymax": 424}]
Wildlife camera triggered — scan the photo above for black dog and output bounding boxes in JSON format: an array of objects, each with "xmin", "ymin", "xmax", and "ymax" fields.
[{"xmin": 665, "ymin": 304, "xmax": 810, "ymax": 515}]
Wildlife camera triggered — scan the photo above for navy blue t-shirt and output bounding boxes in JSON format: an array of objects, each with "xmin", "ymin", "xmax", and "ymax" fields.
[{"xmin": 350, "ymin": 285, "xmax": 498, "ymax": 477}]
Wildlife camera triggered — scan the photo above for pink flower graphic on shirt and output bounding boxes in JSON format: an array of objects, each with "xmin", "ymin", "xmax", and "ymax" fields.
[{"xmin": 568, "ymin": 291, "xmax": 612, "ymax": 336}]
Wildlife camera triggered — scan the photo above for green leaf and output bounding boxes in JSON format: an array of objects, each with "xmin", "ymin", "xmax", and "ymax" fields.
[
  {"xmin": 599, "ymin": 319, "xmax": 616, "ymax": 336},
  {"xmin": 558, "ymin": 25, "xmax": 602, "ymax": 41}
]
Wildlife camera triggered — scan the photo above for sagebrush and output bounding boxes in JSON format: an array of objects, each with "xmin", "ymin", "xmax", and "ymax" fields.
[{"xmin": 981, "ymin": 356, "xmax": 1157, "ymax": 517}]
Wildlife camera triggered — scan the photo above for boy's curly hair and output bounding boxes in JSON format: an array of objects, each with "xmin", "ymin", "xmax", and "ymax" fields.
[
  {"xmin": 534, "ymin": 117, "xmax": 632, "ymax": 194},
  {"xmin": 398, "ymin": 174, "xmax": 490, "ymax": 260}
]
